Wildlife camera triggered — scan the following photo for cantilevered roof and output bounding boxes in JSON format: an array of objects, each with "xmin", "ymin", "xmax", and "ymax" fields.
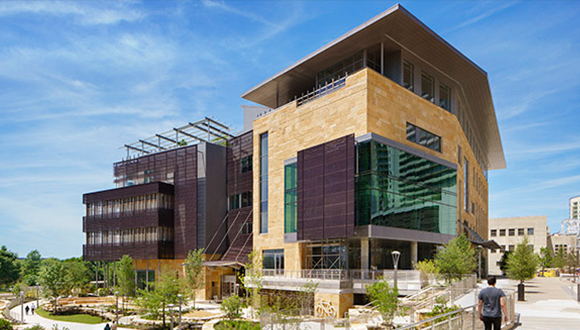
[{"xmin": 241, "ymin": 4, "xmax": 505, "ymax": 170}]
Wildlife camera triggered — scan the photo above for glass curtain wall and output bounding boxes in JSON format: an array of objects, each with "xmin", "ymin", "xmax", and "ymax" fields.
[
  {"xmin": 356, "ymin": 140, "xmax": 457, "ymax": 235},
  {"xmin": 284, "ymin": 162, "xmax": 298, "ymax": 233},
  {"xmin": 260, "ymin": 133, "xmax": 269, "ymax": 233}
]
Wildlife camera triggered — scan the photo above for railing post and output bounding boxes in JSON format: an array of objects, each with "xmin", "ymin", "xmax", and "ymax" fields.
[{"xmin": 472, "ymin": 306, "xmax": 476, "ymax": 330}]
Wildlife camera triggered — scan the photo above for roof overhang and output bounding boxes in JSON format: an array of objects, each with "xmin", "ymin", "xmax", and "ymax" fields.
[
  {"xmin": 241, "ymin": 4, "xmax": 505, "ymax": 170},
  {"xmin": 203, "ymin": 261, "xmax": 245, "ymax": 269}
]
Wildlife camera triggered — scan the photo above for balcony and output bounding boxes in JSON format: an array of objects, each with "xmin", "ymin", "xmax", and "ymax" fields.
[
  {"xmin": 257, "ymin": 269, "xmax": 421, "ymax": 295},
  {"xmin": 83, "ymin": 241, "xmax": 173, "ymax": 261}
]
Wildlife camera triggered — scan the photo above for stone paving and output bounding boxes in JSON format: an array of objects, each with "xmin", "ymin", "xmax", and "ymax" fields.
[{"xmin": 496, "ymin": 277, "xmax": 580, "ymax": 330}]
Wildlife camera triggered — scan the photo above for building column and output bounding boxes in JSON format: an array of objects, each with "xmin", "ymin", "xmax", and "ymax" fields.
[
  {"xmin": 411, "ymin": 241, "xmax": 418, "ymax": 266},
  {"xmin": 361, "ymin": 238, "xmax": 369, "ymax": 270}
]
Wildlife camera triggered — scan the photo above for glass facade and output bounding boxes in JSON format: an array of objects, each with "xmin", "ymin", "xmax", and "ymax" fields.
[
  {"xmin": 356, "ymin": 140, "xmax": 457, "ymax": 235},
  {"xmin": 284, "ymin": 162, "xmax": 298, "ymax": 233},
  {"xmin": 260, "ymin": 133, "xmax": 269, "ymax": 233}
]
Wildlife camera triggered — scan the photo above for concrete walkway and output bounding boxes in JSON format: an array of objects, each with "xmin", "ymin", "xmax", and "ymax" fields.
[
  {"xmin": 496, "ymin": 277, "xmax": 580, "ymax": 330},
  {"xmin": 11, "ymin": 301, "xmax": 132, "ymax": 330}
]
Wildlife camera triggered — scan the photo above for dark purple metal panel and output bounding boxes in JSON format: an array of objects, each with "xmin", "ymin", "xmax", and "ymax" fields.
[
  {"xmin": 222, "ymin": 131, "xmax": 253, "ymax": 263},
  {"xmin": 297, "ymin": 134, "xmax": 355, "ymax": 240}
]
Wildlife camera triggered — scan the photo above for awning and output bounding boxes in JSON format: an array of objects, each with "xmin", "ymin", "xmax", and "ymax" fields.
[
  {"xmin": 202, "ymin": 261, "xmax": 245, "ymax": 269},
  {"xmin": 462, "ymin": 222, "xmax": 502, "ymax": 250}
]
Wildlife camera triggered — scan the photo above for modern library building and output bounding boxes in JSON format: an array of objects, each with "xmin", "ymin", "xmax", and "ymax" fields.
[{"xmin": 82, "ymin": 4, "xmax": 504, "ymax": 314}]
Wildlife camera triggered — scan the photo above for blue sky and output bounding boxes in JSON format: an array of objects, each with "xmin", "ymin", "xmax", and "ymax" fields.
[{"xmin": 0, "ymin": 1, "xmax": 579, "ymax": 259}]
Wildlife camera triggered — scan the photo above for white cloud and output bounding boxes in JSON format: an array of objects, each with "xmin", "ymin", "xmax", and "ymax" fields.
[
  {"xmin": 0, "ymin": 1, "xmax": 145, "ymax": 25},
  {"xmin": 446, "ymin": 2, "xmax": 520, "ymax": 33}
]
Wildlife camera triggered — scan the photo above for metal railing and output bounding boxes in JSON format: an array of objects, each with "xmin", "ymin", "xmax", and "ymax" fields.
[
  {"xmin": 394, "ymin": 290, "xmax": 516, "ymax": 330},
  {"xmin": 260, "ymin": 269, "xmax": 421, "ymax": 282},
  {"xmin": 296, "ymin": 75, "xmax": 348, "ymax": 106}
]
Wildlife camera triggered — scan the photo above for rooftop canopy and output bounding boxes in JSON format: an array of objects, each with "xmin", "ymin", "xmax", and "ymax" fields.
[
  {"xmin": 122, "ymin": 117, "xmax": 233, "ymax": 159},
  {"xmin": 242, "ymin": 4, "xmax": 505, "ymax": 170}
]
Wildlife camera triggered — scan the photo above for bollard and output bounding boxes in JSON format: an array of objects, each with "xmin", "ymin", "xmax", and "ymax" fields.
[
  {"xmin": 577, "ymin": 283, "xmax": 580, "ymax": 302},
  {"xmin": 517, "ymin": 283, "xmax": 525, "ymax": 301}
]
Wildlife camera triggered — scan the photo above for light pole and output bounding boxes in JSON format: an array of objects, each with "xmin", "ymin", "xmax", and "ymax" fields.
[
  {"xmin": 391, "ymin": 250, "xmax": 401, "ymax": 289},
  {"xmin": 36, "ymin": 283, "xmax": 40, "ymax": 310},
  {"xmin": 20, "ymin": 291, "xmax": 24, "ymax": 323},
  {"xmin": 177, "ymin": 294, "xmax": 183, "ymax": 330},
  {"xmin": 478, "ymin": 246, "xmax": 483, "ymax": 280},
  {"xmin": 115, "ymin": 291, "xmax": 119, "ymax": 324},
  {"xmin": 168, "ymin": 304, "xmax": 175, "ymax": 330}
]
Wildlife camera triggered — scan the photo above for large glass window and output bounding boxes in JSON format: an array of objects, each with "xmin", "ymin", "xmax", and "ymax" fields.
[
  {"xmin": 403, "ymin": 61, "xmax": 414, "ymax": 91},
  {"xmin": 439, "ymin": 83, "xmax": 451, "ymax": 111},
  {"xmin": 307, "ymin": 241, "xmax": 346, "ymax": 270},
  {"xmin": 263, "ymin": 249, "xmax": 284, "ymax": 273},
  {"xmin": 356, "ymin": 139, "xmax": 457, "ymax": 235},
  {"xmin": 406, "ymin": 123, "xmax": 441, "ymax": 152},
  {"xmin": 260, "ymin": 133, "xmax": 269, "ymax": 234},
  {"xmin": 284, "ymin": 162, "xmax": 298, "ymax": 233},
  {"xmin": 421, "ymin": 72, "xmax": 435, "ymax": 102}
]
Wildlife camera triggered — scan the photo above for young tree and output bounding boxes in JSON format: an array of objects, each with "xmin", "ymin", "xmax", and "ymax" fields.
[
  {"xmin": 434, "ymin": 235, "xmax": 476, "ymax": 282},
  {"xmin": 553, "ymin": 248, "xmax": 567, "ymax": 270},
  {"xmin": 116, "ymin": 255, "xmax": 136, "ymax": 310},
  {"xmin": 414, "ymin": 259, "xmax": 439, "ymax": 288},
  {"xmin": 63, "ymin": 258, "xmax": 92, "ymax": 295},
  {"xmin": 366, "ymin": 278, "xmax": 399, "ymax": 327},
  {"xmin": 184, "ymin": 249, "xmax": 205, "ymax": 309},
  {"xmin": 22, "ymin": 250, "xmax": 42, "ymax": 286},
  {"xmin": 506, "ymin": 237, "xmax": 539, "ymax": 284},
  {"xmin": 538, "ymin": 247, "xmax": 552, "ymax": 276},
  {"xmin": 136, "ymin": 266, "xmax": 184, "ymax": 325},
  {"xmin": 565, "ymin": 250, "xmax": 580, "ymax": 275},
  {"xmin": 240, "ymin": 251, "xmax": 263, "ymax": 319},
  {"xmin": 498, "ymin": 250, "xmax": 512, "ymax": 276},
  {"xmin": 0, "ymin": 246, "xmax": 20, "ymax": 288},
  {"xmin": 39, "ymin": 258, "xmax": 67, "ymax": 313}
]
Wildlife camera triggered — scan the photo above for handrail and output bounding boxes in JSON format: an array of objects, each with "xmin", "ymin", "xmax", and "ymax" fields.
[{"xmin": 296, "ymin": 75, "xmax": 348, "ymax": 106}]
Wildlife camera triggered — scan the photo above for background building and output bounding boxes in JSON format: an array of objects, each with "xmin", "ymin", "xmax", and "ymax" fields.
[
  {"xmin": 487, "ymin": 216, "xmax": 548, "ymax": 275},
  {"xmin": 570, "ymin": 196, "xmax": 580, "ymax": 220}
]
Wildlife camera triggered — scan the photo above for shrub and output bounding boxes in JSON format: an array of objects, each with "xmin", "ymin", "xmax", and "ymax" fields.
[
  {"xmin": 214, "ymin": 320, "xmax": 260, "ymax": 330},
  {"xmin": 366, "ymin": 279, "xmax": 399, "ymax": 326},
  {"xmin": 26, "ymin": 326, "xmax": 46, "ymax": 330},
  {"xmin": 0, "ymin": 319, "xmax": 13, "ymax": 330},
  {"xmin": 221, "ymin": 295, "xmax": 244, "ymax": 320}
]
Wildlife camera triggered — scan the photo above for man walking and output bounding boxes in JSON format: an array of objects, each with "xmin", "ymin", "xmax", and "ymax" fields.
[{"xmin": 478, "ymin": 276, "xmax": 508, "ymax": 330}]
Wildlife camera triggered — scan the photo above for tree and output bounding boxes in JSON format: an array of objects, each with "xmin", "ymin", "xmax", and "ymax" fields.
[
  {"xmin": 0, "ymin": 246, "xmax": 20, "ymax": 288},
  {"xmin": 506, "ymin": 237, "xmax": 539, "ymax": 284},
  {"xmin": 184, "ymin": 249, "xmax": 205, "ymax": 309},
  {"xmin": 434, "ymin": 235, "xmax": 476, "ymax": 282},
  {"xmin": 62, "ymin": 258, "xmax": 92, "ymax": 295},
  {"xmin": 565, "ymin": 250, "xmax": 580, "ymax": 275},
  {"xmin": 414, "ymin": 259, "xmax": 439, "ymax": 288},
  {"xmin": 366, "ymin": 278, "xmax": 399, "ymax": 327},
  {"xmin": 498, "ymin": 251, "xmax": 512, "ymax": 276},
  {"xmin": 116, "ymin": 255, "xmax": 136, "ymax": 310},
  {"xmin": 136, "ymin": 266, "xmax": 184, "ymax": 325},
  {"xmin": 240, "ymin": 251, "xmax": 263, "ymax": 319},
  {"xmin": 39, "ymin": 258, "xmax": 67, "ymax": 313},
  {"xmin": 22, "ymin": 250, "xmax": 42, "ymax": 286},
  {"xmin": 538, "ymin": 247, "xmax": 552, "ymax": 276},
  {"xmin": 553, "ymin": 248, "xmax": 567, "ymax": 270},
  {"xmin": 221, "ymin": 295, "xmax": 244, "ymax": 320}
]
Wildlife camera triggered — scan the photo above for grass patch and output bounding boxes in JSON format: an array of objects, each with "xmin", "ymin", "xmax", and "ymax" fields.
[
  {"xmin": 214, "ymin": 320, "xmax": 260, "ymax": 330},
  {"xmin": 36, "ymin": 307, "xmax": 105, "ymax": 324}
]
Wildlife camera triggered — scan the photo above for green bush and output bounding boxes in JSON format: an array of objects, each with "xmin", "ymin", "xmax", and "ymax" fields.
[
  {"xmin": 214, "ymin": 320, "xmax": 260, "ymax": 330},
  {"xmin": 26, "ymin": 325, "xmax": 46, "ymax": 330},
  {"xmin": 0, "ymin": 319, "xmax": 13, "ymax": 330},
  {"xmin": 221, "ymin": 295, "xmax": 245, "ymax": 320}
]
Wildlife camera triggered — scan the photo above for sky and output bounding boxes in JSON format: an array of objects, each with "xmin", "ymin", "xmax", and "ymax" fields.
[{"xmin": 0, "ymin": 0, "xmax": 579, "ymax": 259}]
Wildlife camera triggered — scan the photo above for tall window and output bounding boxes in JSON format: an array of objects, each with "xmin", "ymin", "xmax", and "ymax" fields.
[
  {"xmin": 464, "ymin": 158, "xmax": 469, "ymax": 212},
  {"xmin": 421, "ymin": 72, "xmax": 435, "ymax": 102},
  {"xmin": 403, "ymin": 61, "xmax": 414, "ymax": 91},
  {"xmin": 284, "ymin": 162, "xmax": 297, "ymax": 233},
  {"xmin": 439, "ymin": 83, "xmax": 451, "ymax": 111},
  {"xmin": 260, "ymin": 133, "xmax": 269, "ymax": 234},
  {"xmin": 241, "ymin": 155, "xmax": 252, "ymax": 173}
]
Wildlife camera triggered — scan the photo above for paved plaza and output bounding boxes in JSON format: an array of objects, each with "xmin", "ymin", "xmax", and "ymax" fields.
[{"xmin": 495, "ymin": 277, "xmax": 580, "ymax": 330}]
